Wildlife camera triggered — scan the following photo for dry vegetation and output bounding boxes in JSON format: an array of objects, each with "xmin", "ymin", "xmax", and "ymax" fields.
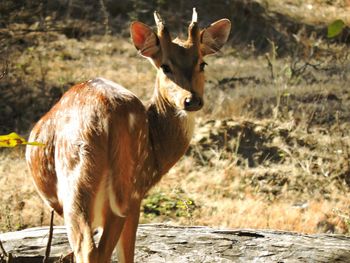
[{"xmin": 1, "ymin": 0, "xmax": 350, "ymax": 235}]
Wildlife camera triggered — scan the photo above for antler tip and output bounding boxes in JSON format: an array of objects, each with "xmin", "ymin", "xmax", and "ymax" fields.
[
  {"xmin": 154, "ymin": 10, "xmax": 167, "ymax": 36},
  {"xmin": 192, "ymin": 7, "xmax": 198, "ymax": 23},
  {"xmin": 154, "ymin": 11, "xmax": 160, "ymax": 23}
]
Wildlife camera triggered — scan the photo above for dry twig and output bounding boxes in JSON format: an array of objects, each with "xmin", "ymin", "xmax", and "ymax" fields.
[
  {"xmin": 43, "ymin": 210, "xmax": 54, "ymax": 263},
  {"xmin": 0, "ymin": 239, "xmax": 7, "ymax": 257}
]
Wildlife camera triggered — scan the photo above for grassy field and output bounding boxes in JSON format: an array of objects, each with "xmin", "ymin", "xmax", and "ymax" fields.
[{"xmin": 1, "ymin": 0, "xmax": 350, "ymax": 234}]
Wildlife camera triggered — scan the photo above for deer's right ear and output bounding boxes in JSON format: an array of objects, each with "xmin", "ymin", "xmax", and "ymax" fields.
[{"xmin": 130, "ymin": 22, "xmax": 160, "ymax": 58}]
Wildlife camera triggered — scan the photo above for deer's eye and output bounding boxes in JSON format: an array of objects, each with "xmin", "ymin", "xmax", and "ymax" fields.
[
  {"xmin": 199, "ymin": 62, "xmax": 207, "ymax": 72},
  {"xmin": 161, "ymin": 64, "xmax": 172, "ymax": 74}
]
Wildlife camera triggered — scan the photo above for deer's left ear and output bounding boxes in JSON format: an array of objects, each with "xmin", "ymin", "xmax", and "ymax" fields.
[{"xmin": 200, "ymin": 19, "xmax": 231, "ymax": 56}]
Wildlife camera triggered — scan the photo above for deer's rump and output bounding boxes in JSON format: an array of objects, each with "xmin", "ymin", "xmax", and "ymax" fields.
[{"xmin": 25, "ymin": 77, "xmax": 148, "ymax": 218}]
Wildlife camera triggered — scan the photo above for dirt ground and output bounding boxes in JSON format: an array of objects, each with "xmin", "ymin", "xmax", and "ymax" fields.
[{"xmin": 1, "ymin": 0, "xmax": 350, "ymax": 234}]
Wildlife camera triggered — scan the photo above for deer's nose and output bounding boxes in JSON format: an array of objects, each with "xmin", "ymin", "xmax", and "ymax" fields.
[{"xmin": 184, "ymin": 93, "xmax": 203, "ymax": 111}]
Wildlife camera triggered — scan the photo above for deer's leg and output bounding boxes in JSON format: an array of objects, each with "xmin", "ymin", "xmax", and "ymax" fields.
[
  {"xmin": 65, "ymin": 211, "xmax": 98, "ymax": 262},
  {"xmin": 116, "ymin": 199, "xmax": 141, "ymax": 263},
  {"xmin": 96, "ymin": 210, "xmax": 126, "ymax": 263},
  {"xmin": 63, "ymin": 190, "xmax": 98, "ymax": 263}
]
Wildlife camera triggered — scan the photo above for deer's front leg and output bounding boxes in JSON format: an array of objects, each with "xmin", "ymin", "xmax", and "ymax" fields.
[{"xmin": 116, "ymin": 199, "xmax": 141, "ymax": 263}]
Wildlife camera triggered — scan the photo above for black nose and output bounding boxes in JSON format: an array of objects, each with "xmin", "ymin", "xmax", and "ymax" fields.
[{"xmin": 184, "ymin": 94, "xmax": 203, "ymax": 111}]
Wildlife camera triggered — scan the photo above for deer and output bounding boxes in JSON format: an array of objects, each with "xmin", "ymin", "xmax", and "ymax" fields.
[{"xmin": 25, "ymin": 9, "xmax": 231, "ymax": 263}]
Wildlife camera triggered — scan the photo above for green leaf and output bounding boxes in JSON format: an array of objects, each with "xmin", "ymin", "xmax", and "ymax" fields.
[
  {"xmin": 0, "ymin": 132, "xmax": 44, "ymax": 147},
  {"xmin": 327, "ymin": 19, "xmax": 345, "ymax": 38}
]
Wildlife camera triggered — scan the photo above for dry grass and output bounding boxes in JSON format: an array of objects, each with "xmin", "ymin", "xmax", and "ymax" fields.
[
  {"xmin": 1, "ymin": 0, "xmax": 350, "ymax": 235},
  {"xmin": 0, "ymin": 148, "xmax": 64, "ymax": 231},
  {"xmin": 142, "ymin": 115, "xmax": 350, "ymax": 234}
]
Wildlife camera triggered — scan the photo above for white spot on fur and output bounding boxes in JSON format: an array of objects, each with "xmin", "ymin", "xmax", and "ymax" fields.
[
  {"xmin": 128, "ymin": 113, "xmax": 136, "ymax": 131},
  {"xmin": 137, "ymin": 142, "xmax": 142, "ymax": 156},
  {"xmin": 132, "ymin": 191, "xmax": 141, "ymax": 200},
  {"xmin": 98, "ymin": 117, "xmax": 109, "ymax": 137},
  {"xmin": 47, "ymin": 163, "xmax": 53, "ymax": 172},
  {"xmin": 138, "ymin": 130, "xmax": 142, "ymax": 139},
  {"xmin": 45, "ymin": 148, "xmax": 50, "ymax": 156},
  {"xmin": 142, "ymin": 152, "xmax": 148, "ymax": 161}
]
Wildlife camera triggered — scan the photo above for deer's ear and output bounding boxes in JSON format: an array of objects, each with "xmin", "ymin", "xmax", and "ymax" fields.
[
  {"xmin": 130, "ymin": 22, "xmax": 160, "ymax": 58},
  {"xmin": 200, "ymin": 19, "xmax": 231, "ymax": 56}
]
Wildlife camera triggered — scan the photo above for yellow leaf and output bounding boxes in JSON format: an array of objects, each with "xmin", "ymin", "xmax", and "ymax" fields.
[
  {"xmin": 27, "ymin": 141, "xmax": 45, "ymax": 146},
  {"xmin": 0, "ymin": 132, "xmax": 44, "ymax": 147}
]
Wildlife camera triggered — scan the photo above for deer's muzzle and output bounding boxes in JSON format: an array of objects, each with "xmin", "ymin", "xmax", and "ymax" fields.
[{"xmin": 184, "ymin": 93, "xmax": 203, "ymax": 111}]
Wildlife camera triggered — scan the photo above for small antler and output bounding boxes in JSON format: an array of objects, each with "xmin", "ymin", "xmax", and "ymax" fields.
[
  {"xmin": 154, "ymin": 10, "xmax": 172, "ymax": 44},
  {"xmin": 154, "ymin": 11, "xmax": 171, "ymax": 42},
  {"xmin": 188, "ymin": 8, "xmax": 199, "ymax": 44},
  {"xmin": 191, "ymin": 7, "xmax": 198, "ymax": 23},
  {"xmin": 154, "ymin": 11, "xmax": 165, "ymax": 36}
]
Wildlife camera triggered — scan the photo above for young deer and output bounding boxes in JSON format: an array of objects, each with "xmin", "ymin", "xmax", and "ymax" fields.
[{"xmin": 26, "ymin": 9, "xmax": 230, "ymax": 263}]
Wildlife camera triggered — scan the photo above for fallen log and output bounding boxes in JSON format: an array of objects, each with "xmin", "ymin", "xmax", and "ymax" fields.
[{"xmin": 1, "ymin": 224, "xmax": 350, "ymax": 262}]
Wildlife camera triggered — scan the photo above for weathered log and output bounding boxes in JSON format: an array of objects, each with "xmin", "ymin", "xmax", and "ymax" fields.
[{"xmin": 1, "ymin": 224, "xmax": 350, "ymax": 262}]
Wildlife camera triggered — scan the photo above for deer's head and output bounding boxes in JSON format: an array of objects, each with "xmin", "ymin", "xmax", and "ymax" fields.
[{"xmin": 130, "ymin": 8, "xmax": 231, "ymax": 112}]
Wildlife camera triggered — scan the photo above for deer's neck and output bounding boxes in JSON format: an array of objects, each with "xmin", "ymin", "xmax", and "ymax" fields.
[{"xmin": 146, "ymin": 87, "xmax": 195, "ymax": 177}]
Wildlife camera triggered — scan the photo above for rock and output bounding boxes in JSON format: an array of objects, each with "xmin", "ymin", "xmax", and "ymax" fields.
[{"xmin": 1, "ymin": 224, "xmax": 350, "ymax": 262}]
